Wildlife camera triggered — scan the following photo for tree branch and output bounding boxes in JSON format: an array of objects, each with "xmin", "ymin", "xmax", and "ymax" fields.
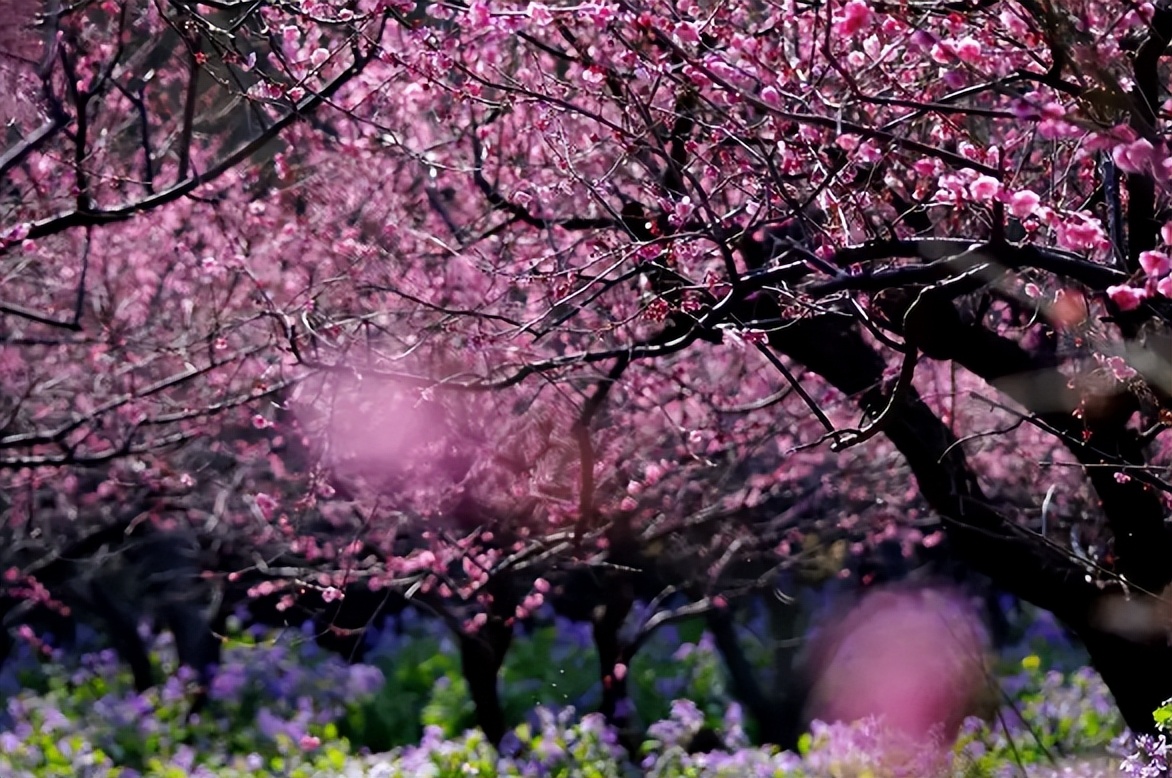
[{"xmin": 4, "ymin": 47, "xmax": 375, "ymax": 255}]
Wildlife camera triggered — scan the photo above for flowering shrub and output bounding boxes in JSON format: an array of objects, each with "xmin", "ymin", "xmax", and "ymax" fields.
[
  {"xmin": 0, "ymin": 623, "xmax": 381, "ymax": 775},
  {"xmin": 1118, "ymin": 696, "xmax": 1172, "ymax": 777}
]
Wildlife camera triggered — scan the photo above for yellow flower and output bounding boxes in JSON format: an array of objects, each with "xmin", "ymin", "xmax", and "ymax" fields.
[{"xmin": 1021, "ymin": 655, "xmax": 1041, "ymax": 671}]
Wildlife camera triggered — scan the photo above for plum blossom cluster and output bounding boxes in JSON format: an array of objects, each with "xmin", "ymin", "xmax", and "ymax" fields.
[
  {"xmin": 3, "ymin": 0, "xmax": 1172, "ymax": 758},
  {"xmin": 1106, "ymin": 223, "xmax": 1172, "ymax": 310}
]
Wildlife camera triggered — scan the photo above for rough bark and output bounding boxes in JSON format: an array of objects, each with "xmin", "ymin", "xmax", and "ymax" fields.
[
  {"xmin": 458, "ymin": 577, "xmax": 517, "ymax": 748},
  {"xmin": 707, "ymin": 605, "xmax": 806, "ymax": 750},
  {"xmin": 770, "ymin": 315, "xmax": 1172, "ymax": 734}
]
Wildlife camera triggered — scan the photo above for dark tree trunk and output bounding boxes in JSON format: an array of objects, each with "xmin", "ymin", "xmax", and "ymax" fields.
[
  {"xmin": 1078, "ymin": 630, "xmax": 1172, "ymax": 734},
  {"xmin": 89, "ymin": 580, "xmax": 156, "ymax": 692},
  {"xmin": 460, "ymin": 631, "xmax": 512, "ymax": 747},
  {"xmin": 457, "ymin": 577, "xmax": 518, "ymax": 748},
  {"xmin": 770, "ymin": 315, "xmax": 1172, "ymax": 736},
  {"xmin": 707, "ymin": 606, "xmax": 806, "ymax": 750},
  {"xmin": 593, "ymin": 578, "xmax": 634, "ymax": 724}
]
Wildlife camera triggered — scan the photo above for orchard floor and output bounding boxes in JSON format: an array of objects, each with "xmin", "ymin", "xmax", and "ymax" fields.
[{"xmin": 0, "ymin": 609, "xmax": 1154, "ymax": 777}]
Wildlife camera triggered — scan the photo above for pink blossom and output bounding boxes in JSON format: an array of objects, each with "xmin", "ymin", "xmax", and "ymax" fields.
[
  {"xmin": 526, "ymin": 2, "xmax": 553, "ymax": 25},
  {"xmin": 999, "ymin": 8, "xmax": 1029, "ymax": 36},
  {"xmin": 254, "ymin": 492, "xmax": 279, "ymax": 519},
  {"xmin": 1008, "ymin": 190, "xmax": 1040, "ymax": 218},
  {"xmin": 1057, "ymin": 217, "xmax": 1106, "ymax": 252},
  {"xmin": 1140, "ymin": 250, "xmax": 1172, "ymax": 277},
  {"xmin": 935, "ymin": 172, "xmax": 968, "ymax": 200},
  {"xmin": 957, "ymin": 141, "xmax": 980, "ymax": 161},
  {"xmin": 11, "ymin": 0, "xmax": 1172, "ymax": 718},
  {"xmin": 922, "ymin": 531, "xmax": 944, "ymax": 549},
  {"xmin": 912, "ymin": 158, "xmax": 937, "ymax": 177},
  {"xmin": 929, "ymin": 42, "xmax": 954, "ymax": 65},
  {"xmin": 467, "ymin": 0, "xmax": 491, "ymax": 27},
  {"xmin": 613, "ymin": 662, "xmax": 627, "ymax": 680},
  {"xmin": 669, "ymin": 195, "xmax": 695, "ymax": 227},
  {"xmin": 1158, "ymin": 275, "xmax": 1172, "ymax": 299},
  {"xmin": 836, "ymin": 134, "xmax": 861, "ymax": 151},
  {"xmin": 1114, "ymin": 471, "xmax": 1132, "ymax": 484},
  {"xmin": 1038, "ymin": 117, "xmax": 1072, "ymax": 140},
  {"xmin": 1102, "ymin": 355, "xmax": 1137, "ymax": 382},
  {"xmin": 740, "ymin": 328, "xmax": 768, "ymax": 344},
  {"xmin": 673, "ymin": 21, "xmax": 700, "ymax": 44},
  {"xmin": 856, "ymin": 140, "xmax": 883, "ymax": 164},
  {"xmin": 581, "ymin": 66, "xmax": 606, "ymax": 84},
  {"xmin": 968, "ymin": 175, "xmax": 1001, "ymax": 202},
  {"xmin": 521, "ymin": 591, "xmax": 543, "ymax": 612},
  {"xmin": 907, "ymin": 29, "xmax": 936, "ymax": 53},
  {"xmin": 0, "ymin": 222, "xmax": 30, "ymax": 243},
  {"xmin": 249, "ymin": 81, "xmax": 284, "ymax": 101},
  {"xmin": 940, "ymin": 68, "xmax": 965, "ymax": 89},
  {"xmin": 1041, "ymin": 102, "xmax": 1066, "ymax": 120},
  {"xmin": 299, "ymin": 735, "xmax": 321, "ymax": 750},
  {"xmin": 1106, "ymin": 284, "xmax": 1148, "ymax": 311},
  {"xmin": 1112, "ymin": 138, "xmax": 1156, "ymax": 174},
  {"xmin": 583, "ymin": 2, "xmax": 616, "ymax": 25},
  {"xmin": 836, "ymin": 0, "xmax": 872, "ymax": 37},
  {"xmin": 952, "ymin": 37, "xmax": 982, "ymax": 64}
]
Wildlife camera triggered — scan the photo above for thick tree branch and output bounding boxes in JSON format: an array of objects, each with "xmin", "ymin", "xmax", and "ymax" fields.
[
  {"xmin": 815, "ymin": 240, "xmax": 1127, "ymax": 293},
  {"xmin": 1125, "ymin": 3, "xmax": 1172, "ymax": 269},
  {"xmin": 573, "ymin": 356, "xmax": 631, "ymax": 539},
  {"xmin": 770, "ymin": 316, "xmax": 1090, "ymax": 611},
  {"xmin": 771, "ymin": 315, "xmax": 1172, "ymax": 733},
  {"xmin": 896, "ymin": 296, "xmax": 1172, "ymax": 593},
  {"xmin": 176, "ymin": 40, "xmax": 202, "ymax": 183},
  {"xmin": 0, "ymin": 119, "xmax": 66, "ymax": 182}
]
